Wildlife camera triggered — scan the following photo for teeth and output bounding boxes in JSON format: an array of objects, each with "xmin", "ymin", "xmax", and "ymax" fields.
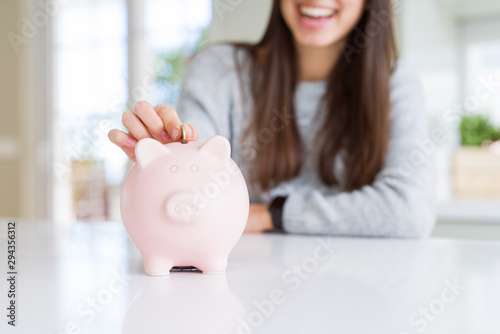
[{"xmin": 299, "ymin": 5, "xmax": 335, "ymax": 18}]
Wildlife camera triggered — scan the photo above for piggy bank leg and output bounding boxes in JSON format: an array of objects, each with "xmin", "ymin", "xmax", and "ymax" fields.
[
  {"xmin": 143, "ymin": 256, "xmax": 173, "ymax": 276},
  {"xmin": 196, "ymin": 257, "xmax": 228, "ymax": 275}
]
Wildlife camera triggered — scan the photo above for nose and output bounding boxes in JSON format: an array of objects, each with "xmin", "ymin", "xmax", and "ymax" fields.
[{"xmin": 165, "ymin": 191, "xmax": 203, "ymax": 224}]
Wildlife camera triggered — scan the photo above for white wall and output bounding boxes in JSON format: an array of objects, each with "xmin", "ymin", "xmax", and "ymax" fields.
[
  {"xmin": 0, "ymin": 0, "xmax": 22, "ymax": 218},
  {"xmin": 398, "ymin": 0, "xmax": 462, "ymax": 201},
  {"xmin": 209, "ymin": 0, "xmax": 272, "ymax": 43},
  {"xmin": 0, "ymin": 0, "xmax": 56, "ymax": 220},
  {"xmin": 399, "ymin": 0, "xmax": 461, "ymax": 116}
]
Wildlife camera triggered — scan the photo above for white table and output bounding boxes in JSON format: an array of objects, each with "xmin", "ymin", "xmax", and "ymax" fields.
[{"xmin": 1, "ymin": 220, "xmax": 499, "ymax": 334}]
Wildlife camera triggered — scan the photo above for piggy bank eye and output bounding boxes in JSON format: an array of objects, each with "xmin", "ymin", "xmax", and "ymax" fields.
[
  {"xmin": 168, "ymin": 164, "xmax": 179, "ymax": 173},
  {"xmin": 189, "ymin": 164, "xmax": 199, "ymax": 172}
]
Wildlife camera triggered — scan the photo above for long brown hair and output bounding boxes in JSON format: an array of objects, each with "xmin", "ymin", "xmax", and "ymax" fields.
[{"xmin": 236, "ymin": 0, "xmax": 397, "ymax": 192}]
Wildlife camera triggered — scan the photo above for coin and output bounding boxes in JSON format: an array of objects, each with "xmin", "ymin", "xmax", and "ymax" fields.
[{"xmin": 180, "ymin": 124, "xmax": 187, "ymax": 144}]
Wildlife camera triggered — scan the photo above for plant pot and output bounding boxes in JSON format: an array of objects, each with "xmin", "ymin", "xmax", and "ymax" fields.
[{"xmin": 453, "ymin": 147, "xmax": 500, "ymax": 197}]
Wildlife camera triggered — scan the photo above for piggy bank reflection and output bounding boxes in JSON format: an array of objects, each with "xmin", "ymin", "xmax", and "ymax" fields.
[
  {"xmin": 121, "ymin": 135, "xmax": 249, "ymax": 275},
  {"xmin": 122, "ymin": 274, "xmax": 246, "ymax": 334}
]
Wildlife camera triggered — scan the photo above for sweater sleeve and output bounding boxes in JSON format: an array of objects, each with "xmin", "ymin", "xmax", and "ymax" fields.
[
  {"xmin": 282, "ymin": 63, "xmax": 436, "ymax": 238},
  {"xmin": 176, "ymin": 45, "xmax": 236, "ymax": 142}
]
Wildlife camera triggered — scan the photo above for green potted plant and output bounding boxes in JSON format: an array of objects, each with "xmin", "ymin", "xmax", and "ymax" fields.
[
  {"xmin": 459, "ymin": 114, "xmax": 500, "ymax": 146},
  {"xmin": 454, "ymin": 113, "xmax": 500, "ymax": 197}
]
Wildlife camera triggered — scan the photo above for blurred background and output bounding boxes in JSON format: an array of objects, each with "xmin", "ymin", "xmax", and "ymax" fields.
[{"xmin": 0, "ymin": 0, "xmax": 499, "ymax": 239}]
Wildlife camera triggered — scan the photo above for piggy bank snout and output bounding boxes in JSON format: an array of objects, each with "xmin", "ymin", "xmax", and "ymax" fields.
[{"xmin": 165, "ymin": 190, "xmax": 207, "ymax": 224}]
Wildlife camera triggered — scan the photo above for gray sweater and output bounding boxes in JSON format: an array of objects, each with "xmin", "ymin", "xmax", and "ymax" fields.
[{"xmin": 176, "ymin": 44, "xmax": 436, "ymax": 238}]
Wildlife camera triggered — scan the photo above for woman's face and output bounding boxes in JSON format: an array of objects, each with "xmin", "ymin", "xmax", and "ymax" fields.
[{"xmin": 280, "ymin": 0, "xmax": 366, "ymax": 48}]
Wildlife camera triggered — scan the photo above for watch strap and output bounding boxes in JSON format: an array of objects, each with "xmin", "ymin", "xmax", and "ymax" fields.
[{"xmin": 269, "ymin": 196, "xmax": 287, "ymax": 230}]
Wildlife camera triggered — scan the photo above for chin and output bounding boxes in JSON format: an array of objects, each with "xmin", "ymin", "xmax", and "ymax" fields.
[
  {"xmin": 281, "ymin": 0, "xmax": 363, "ymax": 51},
  {"xmin": 294, "ymin": 32, "xmax": 342, "ymax": 49}
]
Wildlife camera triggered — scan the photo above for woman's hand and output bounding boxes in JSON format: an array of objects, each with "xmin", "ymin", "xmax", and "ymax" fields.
[
  {"xmin": 108, "ymin": 101, "xmax": 198, "ymax": 161},
  {"xmin": 245, "ymin": 204, "xmax": 273, "ymax": 233}
]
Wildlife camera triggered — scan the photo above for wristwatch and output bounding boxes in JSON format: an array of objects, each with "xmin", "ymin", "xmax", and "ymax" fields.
[{"xmin": 268, "ymin": 196, "xmax": 287, "ymax": 230}]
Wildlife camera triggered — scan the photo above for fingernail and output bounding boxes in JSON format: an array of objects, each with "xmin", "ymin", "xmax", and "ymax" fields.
[
  {"xmin": 126, "ymin": 137, "xmax": 138, "ymax": 147},
  {"xmin": 160, "ymin": 130, "xmax": 169, "ymax": 142},
  {"xmin": 172, "ymin": 128, "xmax": 179, "ymax": 139}
]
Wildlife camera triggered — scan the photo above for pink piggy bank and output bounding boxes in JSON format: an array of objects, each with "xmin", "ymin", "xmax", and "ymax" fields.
[{"xmin": 121, "ymin": 135, "xmax": 249, "ymax": 275}]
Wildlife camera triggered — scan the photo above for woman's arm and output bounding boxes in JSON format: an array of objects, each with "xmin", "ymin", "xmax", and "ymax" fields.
[
  {"xmin": 281, "ymin": 64, "xmax": 436, "ymax": 238},
  {"xmin": 176, "ymin": 45, "xmax": 237, "ymax": 142}
]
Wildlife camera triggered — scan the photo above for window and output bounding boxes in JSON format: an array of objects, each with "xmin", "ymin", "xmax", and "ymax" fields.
[
  {"xmin": 53, "ymin": 0, "xmax": 212, "ymax": 223},
  {"xmin": 462, "ymin": 18, "xmax": 500, "ymax": 124},
  {"xmin": 145, "ymin": 0, "xmax": 211, "ymax": 106}
]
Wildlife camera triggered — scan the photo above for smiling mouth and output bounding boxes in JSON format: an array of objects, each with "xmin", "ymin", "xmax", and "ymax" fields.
[{"xmin": 298, "ymin": 4, "xmax": 337, "ymax": 19}]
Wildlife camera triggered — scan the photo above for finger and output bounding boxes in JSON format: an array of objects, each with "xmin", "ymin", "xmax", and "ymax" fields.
[
  {"xmin": 122, "ymin": 110, "xmax": 153, "ymax": 141},
  {"xmin": 108, "ymin": 129, "xmax": 138, "ymax": 161},
  {"xmin": 184, "ymin": 123, "xmax": 199, "ymax": 141},
  {"xmin": 134, "ymin": 101, "xmax": 169, "ymax": 143},
  {"xmin": 154, "ymin": 105, "xmax": 182, "ymax": 141}
]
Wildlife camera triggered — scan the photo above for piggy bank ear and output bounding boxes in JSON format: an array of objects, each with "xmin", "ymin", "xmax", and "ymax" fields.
[
  {"xmin": 198, "ymin": 135, "xmax": 231, "ymax": 162},
  {"xmin": 135, "ymin": 138, "xmax": 170, "ymax": 169}
]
